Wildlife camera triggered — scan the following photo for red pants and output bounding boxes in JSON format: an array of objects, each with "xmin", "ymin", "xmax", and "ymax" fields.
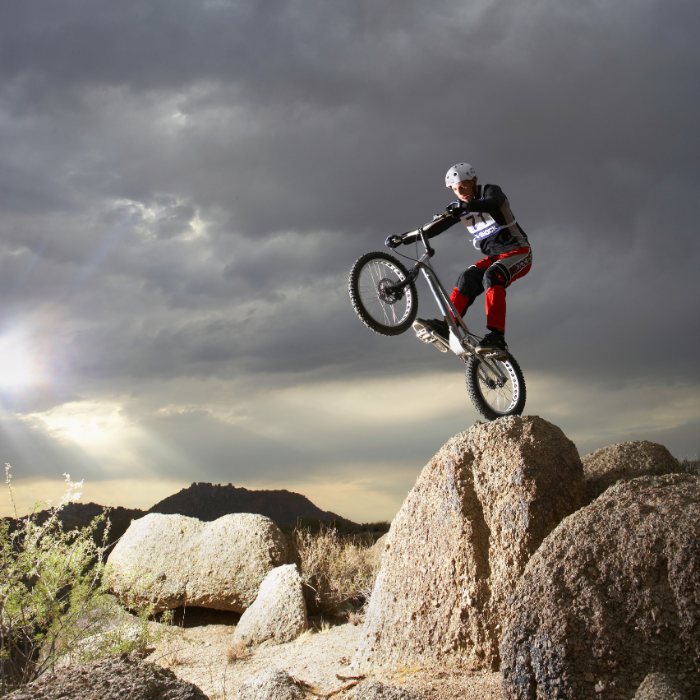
[{"xmin": 449, "ymin": 247, "xmax": 532, "ymax": 332}]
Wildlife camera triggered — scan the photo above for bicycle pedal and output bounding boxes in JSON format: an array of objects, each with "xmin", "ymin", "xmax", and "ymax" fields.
[
  {"xmin": 481, "ymin": 350, "xmax": 509, "ymax": 361},
  {"xmin": 412, "ymin": 322, "xmax": 449, "ymax": 353}
]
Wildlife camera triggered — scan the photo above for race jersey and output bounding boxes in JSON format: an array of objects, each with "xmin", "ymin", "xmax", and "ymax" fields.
[
  {"xmin": 460, "ymin": 210, "xmax": 503, "ymax": 243},
  {"xmin": 417, "ymin": 183, "xmax": 530, "ymax": 257},
  {"xmin": 458, "ymin": 183, "xmax": 529, "ymax": 256}
]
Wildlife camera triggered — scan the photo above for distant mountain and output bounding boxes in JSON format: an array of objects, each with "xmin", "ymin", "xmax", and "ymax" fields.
[
  {"xmin": 2, "ymin": 484, "xmax": 362, "ymax": 541},
  {"xmin": 148, "ymin": 482, "xmax": 349, "ymax": 526}
]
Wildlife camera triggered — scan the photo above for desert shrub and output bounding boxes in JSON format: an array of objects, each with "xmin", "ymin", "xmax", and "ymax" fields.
[
  {"xmin": 0, "ymin": 466, "xmax": 164, "ymax": 696},
  {"xmin": 281, "ymin": 519, "xmax": 389, "ymax": 539},
  {"xmin": 679, "ymin": 456, "xmax": 700, "ymax": 476},
  {"xmin": 292, "ymin": 525, "xmax": 378, "ymax": 619}
]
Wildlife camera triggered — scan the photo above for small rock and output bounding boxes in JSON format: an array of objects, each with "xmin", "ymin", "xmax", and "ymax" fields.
[
  {"xmin": 235, "ymin": 668, "xmax": 304, "ymax": 700},
  {"xmin": 633, "ymin": 673, "xmax": 685, "ymax": 700},
  {"xmin": 4, "ymin": 656, "xmax": 208, "ymax": 700},
  {"xmin": 350, "ymin": 680, "xmax": 425, "ymax": 699},
  {"xmin": 233, "ymin": 564, "xmax": 308, "ymax": 646}
]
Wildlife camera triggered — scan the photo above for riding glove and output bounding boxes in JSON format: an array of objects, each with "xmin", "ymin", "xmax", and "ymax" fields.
[{"xmin": 446, "ymin": 200, "xmax": 469, "ymax": 218}]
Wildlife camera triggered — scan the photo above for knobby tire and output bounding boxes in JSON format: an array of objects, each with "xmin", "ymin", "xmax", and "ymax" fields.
[
  {"xmin": 348, "ymin": 251, "xmax": 418, "ymax": 336},
  {"xmin": 466, "ymin": 352, "xmax": 526, "ymax": 420}
]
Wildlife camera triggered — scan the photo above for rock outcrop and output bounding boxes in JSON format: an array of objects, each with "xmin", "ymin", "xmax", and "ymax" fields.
[
  {"xmin": 500, "ymin": 474, "xmax": 700, "ymax": 700},
  {"xmin": 4, "ymin": 656, "xmax": 208, "ymax": 700},
  {"xmin": 581, "ymin": 440, "xmax": 680, "ymax": 504},
  {"xmin": 368, "ymin": 532, "xmax": 390, "ymax": 570},
  {"xmin": 235, "ymin": 668, "xmax": 304, "ymax": 700},
  {"xmin": 233, "ymin": 564, "xmax": 308, "ymax": 646},
  {"xmin": 108, "ymin": 513, "xmax": 287, "ymax": 613},
  {"xmin": 354, "ymin": 415, "xmax": 582, "ymax": 671}
]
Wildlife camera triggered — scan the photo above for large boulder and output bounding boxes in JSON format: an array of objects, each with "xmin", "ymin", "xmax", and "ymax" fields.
[
  {"xmin": 500, "ymin": 474, "xmax": 700, "ymax": 700},
  {"xmin": 108, "ymin": 513, "xmax": 287, "ymax": 612},
  {"xmin": 235, "ymin": 668, "xmax": 304, "ymax": 700},
  {"xmin": 582, "ymin": 440, "xmax": 680, "ymax": 504},
  {"xmin": 353, "ymin": 416, "xmax": 582, "ymax": 671},
  {"xmin": 5, "ymin": 656, "xmax": 208, "ymax": 700},
  {"xmin": 233, "ymin": 564, "xmax": 308, "ymax": 646}
]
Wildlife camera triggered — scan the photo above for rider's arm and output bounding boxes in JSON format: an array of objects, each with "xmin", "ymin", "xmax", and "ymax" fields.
[{"xmin": 400, "ymin": 215, "xmax": 458, "ymax": 245}]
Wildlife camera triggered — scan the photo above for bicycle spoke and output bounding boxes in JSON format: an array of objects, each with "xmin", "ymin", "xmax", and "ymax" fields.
[
  {"xmin": 477, "ymin": 360, "xmax": 517, "ymax": 414},
  {"xmin": 355, "ymin": 257, "xmax": 409, "ymax": 329}
]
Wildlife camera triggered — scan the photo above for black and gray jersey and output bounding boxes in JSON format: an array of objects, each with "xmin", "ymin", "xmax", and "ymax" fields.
[
  {"xmin": 420, "ymin": 183, "xmax": 530, "ymax": 257},
  {"xmin": 458, "ymin": 184, "xmax": 529, "ymax": 256}
]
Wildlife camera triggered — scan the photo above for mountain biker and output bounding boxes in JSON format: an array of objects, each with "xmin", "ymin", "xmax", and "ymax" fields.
[{"xmin": 388, "ymin": 163, "xmax": 532, "ymax": 355}]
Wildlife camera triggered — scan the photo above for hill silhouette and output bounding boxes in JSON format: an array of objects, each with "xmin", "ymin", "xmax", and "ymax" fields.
[
  {"xmin": 3, "ymin": 483, "xmax": 366, "ymax": 541},
  {"xmin": 148, "ymin": 482, "xmax": 349, "ymax": 526},
  {"xmin": 3, "ymin": 502, "xmax": 147, "ymax": 549}
]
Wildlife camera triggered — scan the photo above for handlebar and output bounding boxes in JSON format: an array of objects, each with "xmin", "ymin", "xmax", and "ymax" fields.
[{"xmin": 387, "ymin": 212, "xmax": 452, "ymax": 253}]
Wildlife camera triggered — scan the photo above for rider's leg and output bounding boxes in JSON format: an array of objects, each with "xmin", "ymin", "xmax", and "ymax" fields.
[
  {"xmin": 477, "ymin": 249, "xmax": 532, "ymax": 353},
  {"xmin": 485, "ymin": 284, "xmax": 507, "ymax": 332},
  {"xmin": 478, "ymin": 272, "xmax": 507, "ymax": 353},
  {"xmin": 452, "ymin": 265, "xmax": 487, "ymax": 319},
  {"xmin": 483, "ymin": 248, "xmax": 533, "ymax": 331},
  {"xmin": 449, "ymin": 289, "xmax": 470, "ymax": 317}
]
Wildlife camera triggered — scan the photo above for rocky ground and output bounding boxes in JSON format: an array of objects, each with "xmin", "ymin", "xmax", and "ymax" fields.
[{"xmin": 148, "ymin": 610, "xmax": 503, "ymax": 699}]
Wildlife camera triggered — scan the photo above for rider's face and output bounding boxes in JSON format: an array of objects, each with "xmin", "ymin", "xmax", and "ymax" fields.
[{"xmin": 450, "ymin": 178, "xmax": 477, "ymax": 202}]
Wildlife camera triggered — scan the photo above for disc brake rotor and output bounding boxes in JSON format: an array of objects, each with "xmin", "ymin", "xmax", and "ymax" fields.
[{"xmin": 378, "ymin": 278, "xmax": 405, "ymax": 305}]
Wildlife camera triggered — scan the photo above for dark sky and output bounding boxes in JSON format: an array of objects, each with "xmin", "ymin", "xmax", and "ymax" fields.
[{"xmin": 1, "ymin": 0, "xmax": 699, "ymax": 519}]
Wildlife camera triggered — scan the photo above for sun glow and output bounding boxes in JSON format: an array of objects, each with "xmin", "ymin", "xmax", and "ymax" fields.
[
  {"xmin": 27, "ymin": 400, "xmax": 130, "ymax": 446},
  {"xmin": 0, "ymin": 334, "xmax": 39, "ymax": 390}
]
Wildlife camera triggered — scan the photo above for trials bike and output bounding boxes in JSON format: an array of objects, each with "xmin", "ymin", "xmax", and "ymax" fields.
[{"xmin": 348, "ymin": 213, "xmax": 526, "ymax": 421}]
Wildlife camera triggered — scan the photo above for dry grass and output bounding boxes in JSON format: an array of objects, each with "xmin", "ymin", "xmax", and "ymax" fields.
[
  {"xmin": 392, "ymin": 666, "xmax": 423, "ymax": 684},
  {"xmin": 347, "ymin": 611, "xmax": 363, "ymax": 626},
  {"xmin": 294, "ymin": 628, "xmax": 315, "ymax": 647},
  {"xmin": 292, "ymin": 525, "xmax": 377, "ymax": 619},
  {"xmin": 680, "ymin": 457, "xmax": 700, "ymax": 476},
  {"xmin": 155, "ymin": 627, "xmax": 187, "ymax": 668},
  {"xmin": 226, "ymin": 641, "xmax": 249, "ymax": 664}
]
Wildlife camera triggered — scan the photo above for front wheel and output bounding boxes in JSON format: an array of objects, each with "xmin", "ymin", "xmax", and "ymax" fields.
[
  {"xmin": 348, "ymin": 251, "xmax": 418, "ymax": 336},
  {"xmin": 466, "ymin": 353, "xmax": 526, "ymax": 420}
]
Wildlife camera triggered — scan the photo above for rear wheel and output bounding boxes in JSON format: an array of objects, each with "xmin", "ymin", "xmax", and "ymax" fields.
[
  {"xmin": 348, "ymin": 251, "xmax": 418, "ymax": 336},
  {"xmin": 466, "ymin": 353, "xmax": 526, "ymax": 420}
]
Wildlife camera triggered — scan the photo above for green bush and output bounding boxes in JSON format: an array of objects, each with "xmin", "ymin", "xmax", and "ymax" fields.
[{"xmin": 0, "ymin": 466, "xmax": 163, "ymax": 696}]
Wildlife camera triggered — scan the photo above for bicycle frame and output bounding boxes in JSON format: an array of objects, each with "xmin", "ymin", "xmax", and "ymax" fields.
[{"xmin": 395, "ymin": 224, "xmax": 509, "ymax": 383}]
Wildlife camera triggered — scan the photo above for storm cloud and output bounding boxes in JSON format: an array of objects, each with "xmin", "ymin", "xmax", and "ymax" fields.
[{"xmin": 1, "ymin": 0, "xmax": 698, "ymax": 519}]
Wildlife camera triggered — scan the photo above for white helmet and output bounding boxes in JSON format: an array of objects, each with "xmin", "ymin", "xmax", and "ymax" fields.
[{"xmin": 445, "ymin": 163, "xmax": 477, "ymax": 187}]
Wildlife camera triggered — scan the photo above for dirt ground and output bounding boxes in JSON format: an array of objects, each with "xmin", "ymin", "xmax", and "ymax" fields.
[{"xmin": 148, "ymin": 609, "xmax": 504, "ymax": 700}]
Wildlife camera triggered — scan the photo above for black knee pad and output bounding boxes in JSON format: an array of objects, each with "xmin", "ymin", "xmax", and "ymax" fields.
[
  {"xmin": 457, "ymin": 266, "xmax": 486, "ymax": 299},
  {"xmin": 483, "ymin": 263, "xmax": 509, "ymax": 289}
]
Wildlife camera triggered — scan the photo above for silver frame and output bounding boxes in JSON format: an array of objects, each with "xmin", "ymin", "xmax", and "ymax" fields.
[{"xmin": 407, "ymin": 230, "xmax": 509, "ymax": 383}]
